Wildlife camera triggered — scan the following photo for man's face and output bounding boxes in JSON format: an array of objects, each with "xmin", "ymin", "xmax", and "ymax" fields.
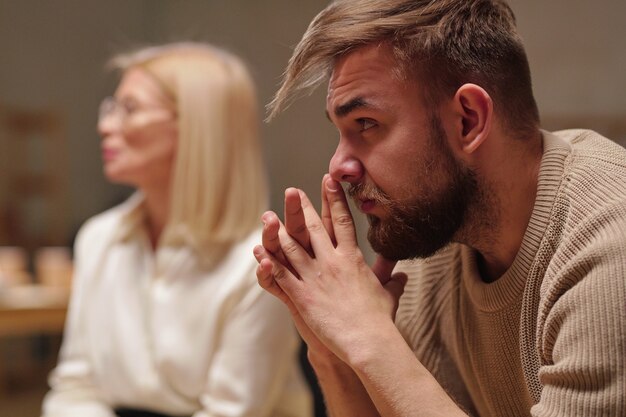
[{"xmin": 326, "ymin": 44, "xmax": 477, "ymax": 260}]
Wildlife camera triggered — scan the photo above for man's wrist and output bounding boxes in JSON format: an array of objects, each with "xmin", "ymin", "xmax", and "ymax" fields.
[
  {"xmin": 342, "ymin": 318, "xmax": 404, "ymax": 372},
  {"xmin": 308, "ymin": 348, "xmax": 347, "ymax": 373}
]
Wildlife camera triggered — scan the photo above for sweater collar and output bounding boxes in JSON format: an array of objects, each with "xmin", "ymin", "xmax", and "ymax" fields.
[{"xmin": 462, "ymin": 130, "xmax": 572, "ymax": 311}]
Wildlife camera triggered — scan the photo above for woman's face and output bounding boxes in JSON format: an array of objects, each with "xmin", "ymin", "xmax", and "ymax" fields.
[{"xmin": 98, "ymin": 67, "xmax": 178, "ymax": 191}]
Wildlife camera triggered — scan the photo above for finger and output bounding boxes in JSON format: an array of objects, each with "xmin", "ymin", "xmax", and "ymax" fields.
[
  {"xmin": 262, "ymin": 211, "xmax": 293, "ymax": 267},
  {"xmin": 296, "ymin": 188, "xmax": 336, "ymax": 257},
  {"xmin": 320, "ymin": 174, "xmax": 336, "ymax": 245},
  {"xmin": 284, "ymin": 187, "xmax": 311, "ymax": 253},
  {"xmin": 384, "ymin": 272, "xmax": 408, "ymax": 320},
  {"xmin": 371, "ymin": 255, "xmax": 397, "ymax": 285},
  {"xmin": 255, "ymin": 253, "xmax": 285, "ymax": 298},
  {"xmin": 253, "ymin": 245, "xmax": 300, "ymax": 315},
  {"xmin": 261, "ymin": 211, "xmax": 281, "ymax": 254},
  {"xmin": 277, "ymin": 217, "xmax": 322, "ymax": 278},
  {"xmin": 385, "ymin": 272, "xmax": 408, "ymax": 299},
  {"xmin": 324, "ymin": 177, "xmax": 357, "ymax": 248}
]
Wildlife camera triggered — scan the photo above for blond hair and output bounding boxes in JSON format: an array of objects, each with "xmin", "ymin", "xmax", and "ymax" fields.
[
  {"xmin": 269, "ymin": 0, "xmax": 539, "ymax": 136},
  {"xmin": 111, "ymin": 42, "xmax": 267, "ymax": 254}
]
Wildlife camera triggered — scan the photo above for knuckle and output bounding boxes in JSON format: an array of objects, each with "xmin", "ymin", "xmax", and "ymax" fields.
[
  {"xmin": 307, "ymin": 221, "xmax": 324, "ymax": 234},
  {"xmin": 282, "ymin": 239, "xmax": 300, "ymax": 256},
  {"xmin": 335, "ymin": 213, "xmax": 354, "ymax": 227},
  {"xmin": 273, "ymin": 266, "xmax": 288, "ymax": 281},
  {"xmin": 263, "ymin": 236, "xmax": 280, "ymax": 251},
  {"xmin": 338, "ymin": 249, "xmax": 364, "ymax": 266},
  {"xmin": 326, "ymin": 260, "xmax": 342, "ymax": 276},
  {"xmin": 353, "ymin": 253, "xmax": 366, "ymax": 267}
]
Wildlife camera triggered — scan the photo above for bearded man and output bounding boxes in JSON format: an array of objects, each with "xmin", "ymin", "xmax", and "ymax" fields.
[{"xmin": 253, "ymin": 1, "xmax": 626, "ymax": 416}]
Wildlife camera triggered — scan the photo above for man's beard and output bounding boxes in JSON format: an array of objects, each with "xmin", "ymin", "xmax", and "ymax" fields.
[{"xmin": 348, "ymin": 116, "xmax": 479, "ymax": 261}]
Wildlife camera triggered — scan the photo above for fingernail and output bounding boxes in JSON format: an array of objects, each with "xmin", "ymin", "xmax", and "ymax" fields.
[
  {"xmin": 326, "ymin": 178, "xmax": 339, "ymax": 192},
  {"xmin": 253, "ymin": 246, "xmax": 263, "ymax": 256}
]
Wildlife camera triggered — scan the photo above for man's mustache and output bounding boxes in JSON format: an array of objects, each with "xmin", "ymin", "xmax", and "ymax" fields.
[{"xmin": 347, "ymin": 182, "xmax": 393, "ymax": 208}]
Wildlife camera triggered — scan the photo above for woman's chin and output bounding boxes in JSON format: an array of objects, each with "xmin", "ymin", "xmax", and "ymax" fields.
[{"xmin": 103, "ymin": 167, "xmax": 134, "ymax": 186}]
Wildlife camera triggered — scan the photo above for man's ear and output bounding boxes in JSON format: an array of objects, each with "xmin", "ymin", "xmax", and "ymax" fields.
[{"xmin": 453, "ymin": 83, "xmax": 493, "ymax": 154}]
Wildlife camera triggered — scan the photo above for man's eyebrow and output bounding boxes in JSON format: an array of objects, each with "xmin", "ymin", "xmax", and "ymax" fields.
[{"xmin": 325, "ymin": 97, "xmax": 370, "ymax": 121}]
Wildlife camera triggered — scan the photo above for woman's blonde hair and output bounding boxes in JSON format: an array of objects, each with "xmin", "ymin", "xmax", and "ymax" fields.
[{"xmin": 111, "ymin": 42, "xmax": 267, "ymax": 255}]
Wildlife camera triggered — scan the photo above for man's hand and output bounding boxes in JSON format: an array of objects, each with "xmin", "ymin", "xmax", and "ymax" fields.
[
  {"xmin": 254, "ymin": 175, "xmax": 407, "ymax": 365},
  {"xmin": 255, "ymin": 178, "xmax": 336, "ymax": 361}
]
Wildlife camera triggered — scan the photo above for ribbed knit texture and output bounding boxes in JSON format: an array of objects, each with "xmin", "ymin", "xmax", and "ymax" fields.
[{"xmin": 395, "ymin": 130, "xmax": 626, "ymax": 417}]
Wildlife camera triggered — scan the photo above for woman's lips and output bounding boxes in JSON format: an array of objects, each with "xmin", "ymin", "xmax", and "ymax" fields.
[{"xmin": 101, "ymin": 148, "xmax": 118, "ymax": 162}]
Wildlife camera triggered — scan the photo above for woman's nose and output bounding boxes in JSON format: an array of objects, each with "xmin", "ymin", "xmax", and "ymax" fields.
[
  {"xmin": 329, "ymin": 145, "xmax": 364, "ymax": 184},
  {"xmin": 97, "ymin": 114, "xmax": 122, "ymax": 137}
]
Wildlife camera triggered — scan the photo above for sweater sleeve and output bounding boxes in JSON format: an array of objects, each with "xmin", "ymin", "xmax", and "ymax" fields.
[{"xmin": 532, "ymin": 212, "xmax": 626, "ymax": 417}]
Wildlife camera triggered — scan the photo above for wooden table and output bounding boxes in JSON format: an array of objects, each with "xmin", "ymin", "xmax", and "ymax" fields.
[
  {"xmin": 0, "ymin": 285, "xmax": 69, "ymax": 395},
  {"xmin": 0, "ymin": 285, "xmax": 69, "ymax": 337}
]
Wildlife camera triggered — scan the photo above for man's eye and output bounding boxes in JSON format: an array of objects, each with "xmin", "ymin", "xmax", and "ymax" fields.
[{"xmin": 358, "ymin": 118, "xmax": 376, "ymax": 132}]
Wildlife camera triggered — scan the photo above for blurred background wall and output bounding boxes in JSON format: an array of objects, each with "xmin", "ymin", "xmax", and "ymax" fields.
[
  {"xmin": 0, "ymin": 0, "xmax": 338, "ymax": 250},
  {"xmin": 0, "ymin": 0, "xmax": 624, "ymax": 415},
  {"xmin": 1, "ymin": 0, "xmax": 625, "ymax": 250}
]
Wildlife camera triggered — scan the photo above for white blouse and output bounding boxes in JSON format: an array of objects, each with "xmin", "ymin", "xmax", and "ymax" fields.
[{"xmin": 42, "ymin": 195, "xmax": 312, "ymax": 417}]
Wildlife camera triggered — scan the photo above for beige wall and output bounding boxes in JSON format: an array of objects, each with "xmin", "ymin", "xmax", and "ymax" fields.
[
  {"xmin": 0, "ymin": 0, "xmax": 624, "ymax": 254},
  {"xmin": 510, "ymin": 0, "xmax": 626, "ymax": 116}
]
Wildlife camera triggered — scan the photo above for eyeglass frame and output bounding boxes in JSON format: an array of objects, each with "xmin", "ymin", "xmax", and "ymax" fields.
[{"xmin": 98, "ymin": 96, "xmax": 177, "ymax": 127}]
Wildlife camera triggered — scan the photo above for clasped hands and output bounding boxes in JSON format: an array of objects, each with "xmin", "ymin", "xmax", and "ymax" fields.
[{"xmin": 253, "ymin": 174, "xmax": 407, "ymax": 366}]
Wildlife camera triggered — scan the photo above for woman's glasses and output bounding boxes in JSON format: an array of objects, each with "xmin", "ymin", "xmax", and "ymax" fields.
[{"xmin": 98, "ymin": 96, "xmax": 175, "ymax": 127}]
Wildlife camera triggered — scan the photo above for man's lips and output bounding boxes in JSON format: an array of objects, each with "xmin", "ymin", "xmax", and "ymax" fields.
[{"xmin": 358, "ymin": 199, "xmax": 376, "ymax": 213}]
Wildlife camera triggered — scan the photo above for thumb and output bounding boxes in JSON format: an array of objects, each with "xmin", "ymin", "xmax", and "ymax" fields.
[
  {"xmin": 384, "ymin": 272, "xmax": 408, "ymax": 303},
  {"xmin": 372, "ymin": 255, "xmax": 397, "ymax": 285}
]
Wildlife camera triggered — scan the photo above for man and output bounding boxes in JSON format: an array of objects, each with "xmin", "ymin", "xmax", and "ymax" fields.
[{"xmin": 253, "ymin": 0, "xmax": 626, "ymax": 416}]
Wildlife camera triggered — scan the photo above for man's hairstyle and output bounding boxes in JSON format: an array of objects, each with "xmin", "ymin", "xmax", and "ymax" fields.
[
  {"xmin": 269, "ymin": 0, "xmax": 539, "ymax": 136},
  {"xmin": 111, "ymin": 42, "xmax": 268, "ymax": 261}
]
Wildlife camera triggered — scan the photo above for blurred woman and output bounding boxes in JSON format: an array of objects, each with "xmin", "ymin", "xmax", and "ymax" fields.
[{"xmin": 42, "ymin": 42, "xmax": 312, "ymax": 417}]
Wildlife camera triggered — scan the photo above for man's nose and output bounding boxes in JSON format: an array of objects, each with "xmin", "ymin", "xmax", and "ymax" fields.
[{"xmin": 329, "ymin": 142, "xmax": 364, "ymax": 184}]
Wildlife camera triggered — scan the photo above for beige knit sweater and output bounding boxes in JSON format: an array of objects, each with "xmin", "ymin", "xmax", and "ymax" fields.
[{"xmin": 395, "ymin": 130, "xmax": 626, "ymax": 417}]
